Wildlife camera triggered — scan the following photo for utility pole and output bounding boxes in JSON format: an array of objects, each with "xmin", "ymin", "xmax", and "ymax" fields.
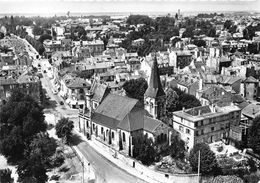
[
  {"xmin": 198, "ymin": 150, "xmax": 200, "ymax": 183},
  {"xmin": 81, "ymin": 156, "xmax": 84, "ymax": 183}
]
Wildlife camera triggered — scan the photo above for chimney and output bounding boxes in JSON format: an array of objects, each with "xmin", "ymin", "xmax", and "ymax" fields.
[
  {"xmin": 182, "ymin": 107, "xmax": 185, "ymax": 112},
  {"xmin": 199, "ymin": 78, "xmax": 203, "ymax": 90}
]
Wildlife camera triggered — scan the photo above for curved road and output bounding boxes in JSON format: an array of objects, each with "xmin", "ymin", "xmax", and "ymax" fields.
[
  {"xmin": 36, "ymin": 49, "xmax": 147, "ymax": 183},
  {"xmin": 77, "ymin": 141, "xmax": 147, "ymax": 183}
]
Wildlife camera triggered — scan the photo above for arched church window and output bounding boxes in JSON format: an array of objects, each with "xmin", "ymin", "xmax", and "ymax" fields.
[{"xmin": 122, "ymin": 132, "xmax": 126, "ymax": 142}]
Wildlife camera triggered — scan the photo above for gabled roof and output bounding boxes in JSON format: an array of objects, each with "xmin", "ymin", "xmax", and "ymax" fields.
[
  {"xmin": 92, "ymin": 94, "xmax": 139, "ymax": 129},
  {"xmin": 242, "ymin": 104, "xmax": 260, "ymax": 119},
  {"xmin": 67, "ymin": 77, "xmax": 91, "ymax": 89},
  {"xmin": 244, "ymin": 76, "xmax": 258, "ymax": 83},
  {"xmin": 117, "ymin": 107, "xmax": 146, "ymax": 132},
  {"xmin": 144, "ymin": 55, "xmax": 165, "ymax": 98},
  {"xmin": 143, "ymin": 116, "xmax": 164, "ymax": 133},
  {"xmin": 90, "ymin": 81, "xmax": 109, "ymax": 102}
]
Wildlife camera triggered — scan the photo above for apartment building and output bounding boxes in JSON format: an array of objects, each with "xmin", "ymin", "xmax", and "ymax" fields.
[{"xmin": 172, "ymin": 103, "xmax": 241, "ymax": 151}]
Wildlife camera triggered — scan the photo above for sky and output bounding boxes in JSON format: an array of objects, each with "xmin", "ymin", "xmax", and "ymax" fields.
[{"xmin": 0, "ymin": 0, "xmax": 259, "ymax": 15}]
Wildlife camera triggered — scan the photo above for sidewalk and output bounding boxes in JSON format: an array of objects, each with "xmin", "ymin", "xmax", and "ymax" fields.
[{"xmin": 75, "ymin": 131, "xmax": 164, "ymax": 183}]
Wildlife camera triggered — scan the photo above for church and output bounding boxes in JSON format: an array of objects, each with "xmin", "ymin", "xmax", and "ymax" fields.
[{"xmin": 78, "ymin": 55, "xmax": 170, "ymax": 156}]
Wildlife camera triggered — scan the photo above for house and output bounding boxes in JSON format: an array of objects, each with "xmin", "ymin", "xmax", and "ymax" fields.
[
  {"xmin": 170, "ymin": 75, "xmax": 199, "ymax": 97},
  {"xmin": 78, "ymin": 81, "xmax": 110, "ymax": 138},
  {"xmin": 132, "ymin": 38, "xmax": 145, "ymax": 46},
  {"xmin": 230, "ymin": 104, "xmax": 260, "ymax": 146},
  {"xmin": 240, "ymin": 76, "xmax": 259, "ymax": 100},
  {"xmin": 198, "ymin": 85, "xmax": 231, "ymax": 106},
  {"xmin": 64, "ymin": 77, "xmax": 91, "ymax": 109},
  {"xmin": 169, "ymin": 50, "xmax": 193, "ymax": 70},
  {"xmin": 172, "ymin": 103, "xmax": 241, "ymax": 150},
  {"xmin": 0, "ymin": 74, "xmax": 41, "ymax": 105}
]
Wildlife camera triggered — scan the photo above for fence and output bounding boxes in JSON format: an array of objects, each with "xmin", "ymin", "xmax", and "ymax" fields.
[{"xmin": 92, "ymin": 138, "xmax": 200, "ymax": 183}]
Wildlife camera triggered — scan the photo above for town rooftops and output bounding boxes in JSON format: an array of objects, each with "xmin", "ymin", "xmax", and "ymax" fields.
[
  {"xmin": 92, "ymin": 94, "xmax": 139, "ymax": 129},
  {"xmin": 173, "ymin": 104, "xmax": 240, "ymax": 122},
  {"xmin": 67, "ymin": 77, "xmax": 91, "ymax": 89},
  {"xmin": 143, "ymin": 116, "xmax": 165, "ymax": 133},
  {"xmin": 89, "ymin": 81, "xmax": 109, "ymax": 103},
  {"xmin": 244, "ymin": 76, "xmax": 258, "ymax": 83},
  {"xmin": 242, "ymin": 104, "xmax": 260, "ymax": 119}
]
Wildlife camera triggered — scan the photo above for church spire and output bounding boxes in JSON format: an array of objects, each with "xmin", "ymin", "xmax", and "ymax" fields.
[{"xmin": 144, "ymin": 53, "xmax": 165, "ymax": 98}]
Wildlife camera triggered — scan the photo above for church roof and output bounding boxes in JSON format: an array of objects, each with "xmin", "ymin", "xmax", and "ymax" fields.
[{"xmin": 144, "ymin": 55, "xmax": 165, "ymax": 98}]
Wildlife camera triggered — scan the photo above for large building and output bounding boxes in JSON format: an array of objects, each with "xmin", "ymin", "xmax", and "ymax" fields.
[
  {"xmin": 172, "ymin": 103, "xmax": 241, "ymax": 151},
  {"xmin": 144, "ymin": 55, "xmax": 166, "ymax": 120},
  {"xmin": 78, "ymin": 54, "xmax": 170, "ymax": 155}
]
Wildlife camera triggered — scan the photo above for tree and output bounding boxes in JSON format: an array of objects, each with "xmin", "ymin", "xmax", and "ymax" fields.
[
  {"xmin": 0, "ymin": 168, "xmax": 12, "ymax": 183},
  {"xmin": 165, "ymin": 88, "xmax": 178, "ymax": 117},
  {"xmin": 189, "ymin": 143, "xmax": 218, "ymax": 175},
  {"xmin": 17, "ymin": 133, "xmax": 59, "ymax": 183},
  {"xmin": 207, "ymin": 28, "xmax": 216, "ymax": 37},
  {"xmin": 169, "ymin": 135, "xmax": 186, "ymax": 160},
  {"xmin": 122, "ymin": 77, "xmax": 148, "ymax": 103},
  {"xmin": 210, "ymin": 175, "xmax": 243, "ymax": 183},
  {"xmin": 33, "ymin": 26, "xmax": 44, "ymax": 36},
  {"xmin": 17, "ymin": 158, "xmax": 48, "ymax": 183},
  {"xmin": 0, "ymin": 89, "xmax": 46, "ymax": 163},
  {"xmin": 168, "ymin": 87, "xmax": 201, "ymax": 112},
  {"xmin": 132, "ymin": 134, "xmax": 157, "ymax": 166},
  {"xmin": 182, "ymin": 26, "xmax": 194, "ymax": 38},
  {"xmin": 224, "ymin": 20, "xmax": 232, "ymax": 30},
  {"xmin": 55, "ymin": 118, "xmax": 74, "ymax": 144},
  {"xmin": 38, "ymin": 34, "xmax": 52, "ymax": 44},
  {"xmin": 248, "ymin": 116, "xmax": 260, "ymax": 154},
  {"xmin": 192, "ymin": 39, "xmax": 206, "ymax": 47},
  {"xmin": 175, "ymin": 13, "xmax": 178, "ymax": 20}
]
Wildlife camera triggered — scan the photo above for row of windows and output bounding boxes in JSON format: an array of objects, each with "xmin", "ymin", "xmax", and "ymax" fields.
[
  {"xmin": 179, "ymin": 125, "xmax": 191, "ymax": 135},
  {"xmin": 194, "ymin": 114, "xmax": 236, "ymax": 128},
  {"xmin": 195, "ymin": 123, "xmax": 230, "ymax": 136}
]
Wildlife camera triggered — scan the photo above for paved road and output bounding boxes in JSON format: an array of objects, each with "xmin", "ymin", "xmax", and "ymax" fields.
[
  {"xmin": 77, "ymin": 141, "xmax": 147, "ymax": 183},
  {"xmin": 38, "ymin": 52, "xmax": 147, "ymax": 183}
]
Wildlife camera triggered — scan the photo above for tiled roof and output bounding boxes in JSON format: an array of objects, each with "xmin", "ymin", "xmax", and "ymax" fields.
[
  {"xmin": 143, "ymin": 116, "xmax": 164, "ymax": 133},
  {"xmin": 144, "ymin": 56, "xmax": 165, "ymax": 98},
  {"xmin": 117, "ymin": 107, "xmax": 146, "ymax": 132},
  {"xmin": 90, "ymin": 81, "xmax": 109, "ymax": 102},
  {"xmin": 67, "ymin": 77, "xmax": 91, "ymax": 89},
  {"xmin": 0, "ymin": 77, "xmax": 16, "ymax": 85},
  {"xmin": 244, "ymin": 76, "xmax": 258, "ymax": 83},
  {"xmin": 92, "ymin": 94, "xmax": 139, "ymax": 129},
  {"xmin": 242, "ymin": 104, "xmax": 260, "ymax": 119}
]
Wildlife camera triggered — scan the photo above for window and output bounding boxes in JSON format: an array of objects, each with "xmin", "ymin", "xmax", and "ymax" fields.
[
  {"xmin": 122, "ymin": 132, "xmax": 126, "ymax": 142},
  {"xmin": 201, "ymin": 121, "xmax": 204, "ymax": 126},
  {"xmin": 93, "ymin": 102, "xmax": 98, "ymax": 109},
  {"xmin": 112, "ymin": 132, "xmax": 114, "ymax": 139},
  {"xmin": 201, "ymin": 129, "xmax": 204, "ymax": 135},
  {"xmin": 211, "ymin": 127, "xmax": 215, "ymax": 132},
  {"xmin": 195, "ymin": 122, "xmax": 198, "ymax": 127},
  {"xmin": 179, "ymin": 125, "xmax": 184, "ymax": 132},
  {"xmin": 186, "ymin": 129, "xmax": 190, "ymax": 134},
  {"xmin": 195, "ymin": 131, "xmax": 199, "ymax": 136},
  {"xmin": 86, "ymin": 120, "xmax": 89, "ymax": 128},
  {"xmin": 101, "ymin": 127, "xmax": 104, "ymax": 134}
]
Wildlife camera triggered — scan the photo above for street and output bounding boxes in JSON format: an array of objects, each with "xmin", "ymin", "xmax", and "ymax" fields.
[{"xmin": 37, "ymin": 56, "xmax": 147, "ymax": 183}]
